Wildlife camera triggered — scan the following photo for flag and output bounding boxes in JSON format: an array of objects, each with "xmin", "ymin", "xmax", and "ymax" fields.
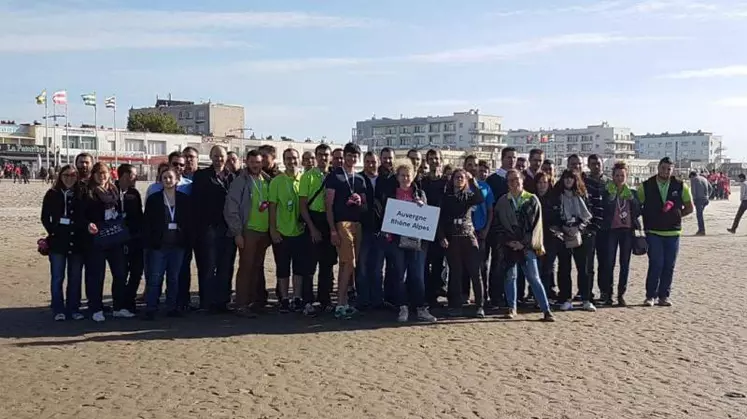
[
  {"xmin": 81, "ymin": 93, "xmax": 96, "ymax": 107},
  {"xmin": 105, "ymin": 96, "xmax": 116, "ymax": 109},
  {"xmin": 35, "ymin": 90, "xmax": 46, "ymax": 105},
  {"xmin": 52, "ymin": 91, "xmax": 67, "ymax": 105},
  {"xmin": 540, "ymin": 135, "xmax": 548, "ymax": 143}
]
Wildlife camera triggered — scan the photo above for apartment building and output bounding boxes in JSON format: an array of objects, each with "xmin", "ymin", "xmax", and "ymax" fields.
[
  {"xmin": 129, "ymin": 97, "xmax": 245, "ymax": 138},
  {"xmin": 353, "ymin": 110, "xmax": 506, "ymax": 167},
  {"xmin": 634, "ymin": 131, "xmax": 725, "ymax": 165},
  {"xmin": 506, "ymin": 122, "xmax": 636, "ymax": 167}
]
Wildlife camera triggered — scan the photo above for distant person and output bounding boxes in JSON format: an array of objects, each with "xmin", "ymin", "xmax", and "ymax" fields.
[
  {"xmin": 515, "ymin": 157, "xmax": 527, "ymax": 172},
  {"xmin": 301, "ymin": 151, "xmax": 315, "ymax": 172},
  {"xmin": 182, "ymin": 146, "xmax": 199, "ymax": 180},
  {"xmin": 689, "ymin": 170, "xmax": 712, "ymax": 236},
  {"xmin": 727, "ymin": 173, "xmax": 747, "ymax": 234},
  {"xmin": 331, "ymin": 148, "xmax": 344, "ymax": 169},
  {"xmin": 226, "ymin": 151, "xmax": 241, "ymax": 174}
]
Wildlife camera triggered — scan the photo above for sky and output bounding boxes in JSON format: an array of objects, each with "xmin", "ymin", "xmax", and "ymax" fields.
[{"xmin": 1, "ymin": 0, "xmax": 747, "ymax": 158}]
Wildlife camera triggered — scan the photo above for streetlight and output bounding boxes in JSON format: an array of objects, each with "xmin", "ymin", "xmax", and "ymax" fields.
[{"xmin": 43, "ymin": 113, "xmax": 67, "ymax": 166}]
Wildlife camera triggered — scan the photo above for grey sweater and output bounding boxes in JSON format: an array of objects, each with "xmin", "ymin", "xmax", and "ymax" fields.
[{"xmin": 689, "ymin": 175, "xmax": 711, "ymax": 202}]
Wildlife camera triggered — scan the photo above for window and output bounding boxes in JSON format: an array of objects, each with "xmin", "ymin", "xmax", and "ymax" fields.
[
  {"xmin": 459, "ymin": 122, "xmax": 463, "ymax": 128},
  {"xmin": 400, "ymin": 137, "xmax": 411, "ymax": 146},
  {"xmin": 185, "ymin": 111, "xmax": 193, "ymax": 119},
  {"xmin": 444, "ymin": 134, "xmax": 456, "ymax": 144},
  {"xmin": 444, "ymin": 123, "xmax": 456, "ymax": 132},
  {"xmin": 429, "ymin": 135, "xmax": 440, "ymax": 144},
  {"xmin": 62, "ymin": 135, "xmax": 80, "ymax": 148},
  {"xmin": 124, "ymin": 139, "xmax": 145, "ymax": 152},
  {"xmin": 429, "ymin": 123, "xmax": 441, "ymax": 133},
  {"xmin": 79, "ymin": 136, "xmax": 97, "ymax": 150},
  {"xmin": 400, "ymin": 126, "xmax": 411, "ymax": 134},
  {"xmin": 386, "ymin": 126, "xmax": 397, "ymax": 135},
  {"xmin": 197, "ymin": 110, "xmax": 206, "ymax": 120},
  {"xmin": 373, "ymin": 127, "xmax": 386, "ymax": 136},
  {"xmin": 186, "ymin": 126, "xmax": 194, "ymax": 134},
  {"xmin": 147, "ymin": 140, "xmax": 167, "ymax": 155},
  {"xmin": 107, "ymin": 141, "xmax": 116, "ymax": 151},
  {"xmin": 178, "ymin": 111, "xmax": 184, "ymax": 120}
]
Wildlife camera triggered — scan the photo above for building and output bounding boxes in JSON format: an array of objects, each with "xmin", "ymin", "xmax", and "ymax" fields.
[
  {"xmin": 352, "ymin": 110, "xmax": 506, "ymax": 168},
  {"xmin": 129, "ymin": 97, "xmax": 245, "ymax": 137},
  {"xmin": 506, "ymin": 122, "xmax": 636, "ymax": 167},
  {"xmin": 633, "ymin": 131, "xmax": 726, "ymax": 165}
]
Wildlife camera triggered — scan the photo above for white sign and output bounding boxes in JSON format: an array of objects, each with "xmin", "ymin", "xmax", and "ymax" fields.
[{"xmin": 381, "ymin": 199, "xmax": 440, "ymax": 242}]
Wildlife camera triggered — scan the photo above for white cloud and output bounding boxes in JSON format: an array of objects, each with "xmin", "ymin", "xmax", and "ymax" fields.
[
  {"xmin": 713, "ymin": 96, "xmax": 747, "ymax": 107},
  {"xmin": 492, "ymin": 0, "xmax": 747, "ymax": 20},
  {"xmin": 660, "ymin": 65, "xmax": 747, "ymax": 79},
  {"xmin": 0, "ymin": 34, "xmax": 251, "ymax": 52}
]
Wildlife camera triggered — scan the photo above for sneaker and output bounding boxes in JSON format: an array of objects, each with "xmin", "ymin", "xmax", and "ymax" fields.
[
  {"xmin": 334, "ymin": 305, "xmax": 351, "ymax": 320},
  {"xmin": 302, "ymin": 303, "xmax": 316, "ymax": 317},
  {"xmin": 112, "ymin": 308, "xmax": 136, "ymax": 318},
  {"xmin": 644, "ymin": 298, "xmax": 656, "ymax": 307},
  {"xmin": 292, "ymin": 298, "xmax": 303, "ymax": 312},
  {"xmin": 344, "ymin": 305, "xmax": 359, "ymax": 317},
  {"xmin": 475, "ymin": 307, "xmax": 486, "ymax": 319},
  {"xmin": 582, "ymin": 301, "xmax": 597, "ymax": 312},
  {"xmin": 397, "ymin": 306, "xmax": 409, "ymax": 323},
  {"xmin": 542, "ymin": 312, "xmax": 556, "ymax": 322},
  {"xmin": 447, "ymin": 307, "xmax": 463, "ymax": 318},
  {"xmin": 92, "ymin": 311, "xmax": 106, "ymax": 322},
  {"xmin": 71, "ymin": 312, "xmax": 85, "ymax": 321},
  {"xmin": 727, "ymin": 228, "xmax": 736, "ymax": 234},
  {"xmin": 505, "ymin": 308, "xmax": 517, "ymax": 319},
  {"xmin": 658, "ymin": 298, "xmax": 673, "ymax": 307},
  {"xmin": 279, "ymin": 299, "xmax": 291, "ymax": 313},
  {"xmin": 559, "ymin": 301, "xmax": 574, "ymax": 311},
  {"xmin": 695, "ymin": 231, "xmax": 706, "ymax": 236},
  {"xmin": 417, "ymin": 307, "xmax": 438, "ymax": 323},
  {"xmin": 54, "ymin": 313, "xmax": 66, "ymax": 321},
  {"xmin": 617, "ymin": 296, "xmax": 627, "ymax": 307}
]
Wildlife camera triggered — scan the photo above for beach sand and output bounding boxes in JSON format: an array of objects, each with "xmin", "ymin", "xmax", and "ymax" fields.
[{"xmin": 0, "ymin": 180, "xmax": 746, "ymax": 419}]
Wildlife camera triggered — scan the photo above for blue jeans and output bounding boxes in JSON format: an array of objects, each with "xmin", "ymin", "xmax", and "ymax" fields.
[
  {"xmin": 695, "ymin": 199, "xmax": 708, "ymax": 233},
  {"xmin": 49, "ymin": 253, "xmax": 84, "ymax": 315},
  {"xmin": 196, "ymin": 225, "xmax": 237, "ymax": 308},
  {"xmin": 645, "ymin": 234, "xmax": 680, "ymax": 300},
  {"xmin": 85, "ymin": 246, "xmax": 127, "ymax": 313},
  {"xmin": 604, "ymin": 229, "xmax": 633, "ymax": 298},
  {"xmin": 356, "ymin": 231, "xmax": 384, "ymax": 308},
  {"xmin": 504, "ymin": 250, "xmax": 551, "ymax": 313},
  {"xmin": 146, "ymin": 247, "xmax": 185, "ymax": 312},
  {"xmin": 385, "ymin": 241, "xmax": 427, "ymax": 308}
]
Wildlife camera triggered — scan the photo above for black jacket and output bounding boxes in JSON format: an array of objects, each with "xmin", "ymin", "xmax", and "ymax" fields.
[
  {"xmin": 438, "ymin": 180, "xmax": 484, "ymax": 239},
  {"xmin": 143, "ymin": 191, "xmax": 192, "ymax": 249},
  {"xmin": 486, "ymin": 171, "xmax": 510, "ymax": 236},
  {"xmin": 41, "ymin": 186, "xmax": 86, "ymax": 254},
  {"xmin": 581, "ymin": 173, "xmax": 608, "ymax": 234},
  {"xmin": 191, "ymin": 166, "xmax": 234, "ymax": 229},
  {"xmin": 115, "ymin": 181, "xmax": 144, "ymax": 240},
  {"xmin": 548, "ymin": 192, "xmax": 592, "ymax": 235}
]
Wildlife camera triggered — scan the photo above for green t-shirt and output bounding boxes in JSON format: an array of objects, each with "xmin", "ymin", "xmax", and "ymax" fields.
[
  {"xmin": 637, "ymin": 179, "xmax": 692, "ymax": 237},
  {"xmin": 269, "ymin": 172, "xmax": 303, "ymax": 237},
  {"xmin": 299, "ymin": 167, "xmax": 326, "ymax": 213},
  {"xmin": 246, "ymin": 177, "xmax": 270, "ymax": 233}
]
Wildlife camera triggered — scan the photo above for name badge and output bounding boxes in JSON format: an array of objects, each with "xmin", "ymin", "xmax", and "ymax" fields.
[
  {"xmin": 168, "ymin": 223, "xmax": 178, "ymax": 230},
  {"xmin": 287, "ymin": 200, "xmax": 293, "ymax": 209},
  {"xmin": 59, "ymin": 217, "xmax": 71, "ymax": 225}
]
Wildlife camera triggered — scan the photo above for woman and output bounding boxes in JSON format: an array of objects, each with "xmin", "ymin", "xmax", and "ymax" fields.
[
  {"xmin": 494, "ymin": 169, "xmax": 555, "ymax": 321},
  {"xmin": 549, "ymin": 169, "xmax": 595, "ymax": 312},
  {"xmin": 535, "ymin": 172, "xmax": 558, "ymax": 300},
  {"xmin": 601, "ymin": 162, "xmax": 641, "ymax": 307},
  {"xmin": 41, "ymin": 165, "xmax": 85, "ymax": 321},
  {"xmin": 83, "ymin": 162, "xmax": 132, "ymax": 322},
  {"xmin": 143, "ymin": 169, "xmax": 191, "ymax": 319},
  {"xmin": 378, "ymin": 162, "xmax": 437, "ymax": 323},
  {"xmin": 440, "ymin": 168, "xmax": 485, "ymax": 318}
]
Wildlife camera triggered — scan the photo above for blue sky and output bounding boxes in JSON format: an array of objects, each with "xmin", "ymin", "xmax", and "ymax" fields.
[{"xmin": 2, "ymin": 0, "xmax": 747, "ymax": 158}]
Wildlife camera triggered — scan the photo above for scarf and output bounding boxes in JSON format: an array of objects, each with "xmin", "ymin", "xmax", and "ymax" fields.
[
  {"xmin": 93, "ymin": 182, "xmax": 119, "ymax": 208},
  {"xmin": 560, "ymin": 190, "xmax": 592, "ymax": 224},
  {"xmin": 605, "ymin": 181, "xmax": 633, "ymax": 200},
  {"xmin": 496, "ymin": 192, "xmax": 545, "ymax": 256}
]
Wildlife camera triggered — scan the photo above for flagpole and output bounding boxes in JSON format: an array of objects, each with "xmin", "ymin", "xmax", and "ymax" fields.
[
  {"xmin": 44, "ymin": 91, "xmax": 49, "ymax": 168},
  {"xmin": 65, "ymin": 102, "xmax": 70, "ymax": 165},
  {"xmin": 113, "ymin": 103, "xmax": 118, "ymax": 166},
  {"xmin": 94, "ymin": 92, "xmax": 99, "ymax": 162}
]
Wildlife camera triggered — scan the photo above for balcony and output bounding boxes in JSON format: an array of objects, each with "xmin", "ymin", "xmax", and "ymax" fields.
[
  {"xmin": 605, "ymin": 137, "xmax": 636, "ymax": 145},
  {"xmin": 469, "ymin": 128, "xmax": 507, "ymax": 135}
]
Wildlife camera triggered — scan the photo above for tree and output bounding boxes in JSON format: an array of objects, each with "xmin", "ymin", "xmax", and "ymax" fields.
[{"xmin": 127, "ymin": 112, "xmax": 185, "ymax": 134}]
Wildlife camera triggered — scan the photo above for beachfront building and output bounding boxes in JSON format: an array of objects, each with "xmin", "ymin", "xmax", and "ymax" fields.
[
  {"xmin": 506, "ymin": 122, "xmax": 636, "ymax": 168},
  {"xmin": 352, "ymin": 109, "xmax": 506, "ymax": 168},
  {"xmin": 633, "ymin": 131, "xmax": 726, "ymax": 166},
  {"xmin": 129, "ymin": 96, "xmax": 246, "ymax": 138}
]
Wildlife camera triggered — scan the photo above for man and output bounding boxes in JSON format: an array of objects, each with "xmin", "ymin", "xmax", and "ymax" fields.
[
  {"xmin": 331, "ymin": 148, "xmax": 344, "ymax": 169},
  {"xmin": 116, "ymin": 164, "xmax": 144, "ymax": 315},
  {"xmin": 406, "ymin": 148, "xmax": 424, "ymax": 188},
  {"xmin": 422, "ymin": 149, "xmax": 448, "ymax": 306},
  {"xmin": 259, "ymin": 145, "xmax": 280, "ymax": 178},
  {"xmin": 464, "ymin": 156, "xmax": 494, "ymax": 304},
  {"xmin": 75, "ymin": 152, "xmax": 93, "ymax": 182},
  {"xmin": 516, "ymin": 157, "xmax": 527, "ymax": 172},
  {"xmin": 582, "ymin": 154, "xmax": 609, "ymax": 303},
  {"xmin": 567, "ymin": 154, "xmax": 583, "ymax": 174},
  {"xmin": 637, "ymin": 157, "xmax": 693, "ymax": 307},
  {"xmin": 689, "ymin": 171, "xmax": 712, "ymax": 236},
  {"xmin": 326, "ymin": 143, "xmax": 368, "ymax": 319},
  {"xmin": 523, "ymin": 149, "xmax": 544, "ymax": 194},
  {"xmin": 301, "ymin": 151, "xmax": 315, "ymax": 172},
  {"xmin": 299, "ymin": 143, "xmax": 336, "ymax": 312},
  {"xmin": 192, "ymin": 145, "xmax": 237, "ymax": 312},
  {"xmin": 225, "ymin": 150, "xmax": 271, "ymax": 316},
  {"xmin": 268, "ymin": 148, "xmax": 308, "ymax": 313},
  {"xmin": 146, "ymin": 151, "xmax": 193, "ymax": 198},
  {"xmin": 541, "ymin": 159, "xmax": 555, "ymax": 181},
  {"xmin": 374, "ymin": 147, "xmax": 399, "ymax": 307},
  {"xmin": 486, "ymin": 147, "xmax": 517, "ymax": 306},
  {"xmin": 728, "ymin": 174, "xmax": 747, "ymax": 234},
  {"xmin": 182, "ymin": 146, "xmax": 199, "ymax": 180},
  {"xmin": 355, "ymin": 151, "xmax": 381, "ymax": 309},
  {"xmin": 226, "ymin": 151, "xmax": 241, "ymax": 174}
]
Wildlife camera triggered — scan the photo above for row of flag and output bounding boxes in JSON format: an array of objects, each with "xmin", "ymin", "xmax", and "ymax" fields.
[{"xmin": 35, "ymin": 90, "xmax": 116, "ymax": 109}]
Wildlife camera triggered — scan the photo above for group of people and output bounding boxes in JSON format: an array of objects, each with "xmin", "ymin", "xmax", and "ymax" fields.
[
  {"xmin": 707, "ymin": 171, "xmax": 731, "ymax": 200},
  {"xmin": 1, "ymin": 162, "xmax": 30, "ymax": 183},
  {"xmin": 40, "ymin": 142, "xmax": 699, "ymax": 325}
]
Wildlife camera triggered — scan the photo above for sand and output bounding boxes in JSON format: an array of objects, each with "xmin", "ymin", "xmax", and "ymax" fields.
[{"xmin": 0, "ymin": 180, "xmax": 746, "ymax": 419}]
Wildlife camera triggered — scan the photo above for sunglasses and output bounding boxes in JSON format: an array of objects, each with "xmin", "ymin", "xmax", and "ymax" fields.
[{"xmin": 172, "ymin": 162, "xmax": 186, "ymax": 167}]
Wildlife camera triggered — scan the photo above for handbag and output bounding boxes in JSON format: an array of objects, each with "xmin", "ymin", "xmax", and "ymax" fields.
[
  {"xmin": 632, "ymin": 229, "xmax": 648, "ymax": 256},
  {"xmin": 563, "ymin": 230, "xmax": 583, "ymax": 249},
  {"xmin": 37, "ymin": 237, "xmax": 50, "ymax": 256},
  {"xmin": 399, "ymin": 236, "xmax": 422, "ymax": 251}
]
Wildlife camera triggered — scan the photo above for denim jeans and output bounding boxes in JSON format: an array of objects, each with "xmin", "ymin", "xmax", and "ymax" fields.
[
  {"xmin": 146, "ymin": 247, "xmax": 185, "ymax": 312},
  {"xmin": 604, "ymin": 229, "xmax": 633, "ymax": 298},
  {"xmin": 85, "ymin": 245, "xmax": 127, "ymax": 313},
  {"xmin": 49, "ymin": 253, "xmax": 84, "ymax": 315},
  {"xmin": 645, "ymin": 234, "xmax": 680, "ymax": 300},
  {"xmin": 503, "ymin": 250, "xmax": 551, "ymax": 313},
  {"xmin": 695, "ymin": 199, "xmax": 708, "ymax": 233},
  {"xmin": 557, "ymin": 237, "xmax": 592, "ymax": 302},
  {"xmin": 196, "ymin": 225, "xmax": 237, "ymax": 308},
  {"xmin": 356, "ymin": 231, "xmax": 384, "ymax": 308},
  {"xmin": 177, "ymin": 244, "xmax": 195, "ymax": 308},
  {"xmin": 385, "ymin": 241, "xmax": 427, "ymax": 308}
]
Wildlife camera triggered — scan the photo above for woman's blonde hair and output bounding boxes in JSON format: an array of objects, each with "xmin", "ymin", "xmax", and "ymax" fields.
[{"xmin": 394, "ymin": 159, "xmax": 414, "ymax": 177}]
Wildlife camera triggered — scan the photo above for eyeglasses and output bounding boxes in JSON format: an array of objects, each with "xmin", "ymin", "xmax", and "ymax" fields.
[{"xmin": 172, "ymin": 162, "xmax": 185, "ymax": 167}]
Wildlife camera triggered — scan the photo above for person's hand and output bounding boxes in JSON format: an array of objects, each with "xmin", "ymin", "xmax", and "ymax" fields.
[
  {"xmin": 234, "ymin": 235, "xmax": 245, "ymax": 250},
  {"xmin": 440, "ymin": 238, "xmax": 449, "ymax": 249},
  {"xmin": 87, "ymin": 223, "xmax": 98, "ymax": 235},
  {"xmin": 415, "ymin": 199, "xmax": 425, "ymax": 207},
  {"xmin": 330, "ymin": 230, "xmax": 341, "ymax": 247},
  {"xmin": 310, "ymin": 227, "xmax": 322, "ymax": 243},
  {"xmin": 270, "ymin": 230, "xmax": 283, "ymax": 244},
  {"xmin": 465, "ymin": 171, "xmax": 473, "ymax": 180}
]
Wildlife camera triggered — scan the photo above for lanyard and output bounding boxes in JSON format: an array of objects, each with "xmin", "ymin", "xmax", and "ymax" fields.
[
  {"xmin": 62, "ymin": 189, "xmax": 71, "ymax": 217},
  {"xmin": 119, "ymin": 190, "xmax": 126, "ymax": 214},
  {"xmin": 252, "ymin": 176, "xmax": 264, "ymax": 202},
  {"xmin": 343, "ymin": 170, "xmax": 355, "ymax": 194},
  {"xmin": 163, "ymin": 192, "xmax": 176, "ymax": 222}
]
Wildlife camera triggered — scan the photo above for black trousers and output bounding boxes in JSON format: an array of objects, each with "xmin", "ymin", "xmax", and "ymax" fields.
[
  {"xmin": 446, "ymin": 236, "xmax": 483, "ymax": 308},
  {"xmin": 731, "ymin": 201, "xmax": 747, "ymax": 231},
  {"xmin": 558, "ymin": 237, "xmax": 592, "ymax": 302},
  {"xmin": 308, "ymin": 211, "xmax": 336, "ymax": 306},
  {"xmin": 425, "ymin": 241, "xmax": 447, "ymax": 305},
  {"xmin": 584, "ymin": 232, "xmax": 608, "ymax": 299},
  {"xmin": 177, "ymin": 244, "xmax": 195, "ymax": 308},
  {"xmin": 461, "ymin": 238, "xmax": 488, "ymax": 303},
  {"xmin": 124, "ymin": 240, "xmax": 144, "ymax": 311}
]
